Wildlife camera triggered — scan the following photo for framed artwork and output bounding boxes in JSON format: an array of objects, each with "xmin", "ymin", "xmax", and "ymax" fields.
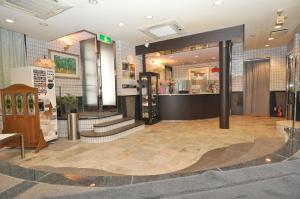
[
  {"xmin": 122, "ymin": 62, "xmax": 136, "ymax": 80},
  {"xmin": 188, "ymin": 67, "xmax": 210, "ymax": 80},
  {"xmin": 49, "ymin": 50, "xmax": 79, "ymax": 78},
  {"xmin": 122, "ymin": 62, "xmax": 137, "ymax": 89}
]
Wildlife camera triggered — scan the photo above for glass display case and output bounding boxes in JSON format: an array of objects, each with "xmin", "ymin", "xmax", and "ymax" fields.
[{"xmin": 139, "ymin": 72, "xmax": 160, "ymax": 124}]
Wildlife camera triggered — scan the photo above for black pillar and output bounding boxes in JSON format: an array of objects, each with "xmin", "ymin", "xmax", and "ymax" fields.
[
  {"xmin": 219, "ymin": 40, "xmax": 232, "ymax": 129},
  {"xmin": 142, "ymin": 54, "xmax": 146, "ymax": 72}
]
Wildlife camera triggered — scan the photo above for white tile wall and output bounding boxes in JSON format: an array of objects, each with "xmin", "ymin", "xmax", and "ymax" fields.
[
  {"xmin": 26, "ymin": 37, "xmax": 83, "ymax": 97},
  {"xmin": 115, "ymin": 40, "xmax": 143, "ymax": 96},
  {"xmin": 232, "ymin": 43, "xmax": 288, "ymax": 92},
  {"xmin": 26, "ymin": 37, "xmax": 48, "ymax": 66}
]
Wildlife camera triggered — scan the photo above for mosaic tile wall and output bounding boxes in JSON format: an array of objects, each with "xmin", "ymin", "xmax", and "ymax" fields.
[
  {"xmin": 115, "ymin": 40, "xmax": 143, "ymax": 96},
  {"xmin": 173, "ymin": 62, "xmax": 219, "ymax": 80},
  {"xmin": 232, "ymin": 43, "xmax": 288, "ymax": 92},
  {"xmin": 26, "ymin": 37, "xmax": 83, "ymax": 97}
]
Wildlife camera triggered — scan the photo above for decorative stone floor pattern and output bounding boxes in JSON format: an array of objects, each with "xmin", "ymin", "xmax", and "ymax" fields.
[{"xmin": 0, "ymin": 116, "xmax": 285, "ymax": 176}]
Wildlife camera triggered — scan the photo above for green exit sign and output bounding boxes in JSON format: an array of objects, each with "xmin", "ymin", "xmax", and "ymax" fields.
[{"xmin": 98, "ymin": 34, "xmax": 112, "ymax": 44}]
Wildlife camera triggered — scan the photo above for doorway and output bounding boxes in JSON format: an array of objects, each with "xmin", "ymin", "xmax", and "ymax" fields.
[{"xmin": 243, "ymin": 58, "xmax": 271, "ymax": 116}]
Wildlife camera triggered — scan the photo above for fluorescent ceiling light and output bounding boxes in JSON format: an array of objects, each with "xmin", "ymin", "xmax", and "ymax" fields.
[
  {"xmin": 268, "ymin": 37, "xmax": 274, "ymax": 41},
  {"xmin": 5, "ymin": 18, "xmax": 14, "ymax": 23},
  {"xmin": 265, "ymin": 44, "xmax": 270, "ymax": 47},
  {"xmin": 149, "ymin": 25, "xmax": 177, "ymax": 37},
  {"xmin": 118, "ymin": 23, "xmax": 125, "ymax": 27},
  {"xmin": 214, "ymin": 0, "xmax": 224, "ymax": 6}
]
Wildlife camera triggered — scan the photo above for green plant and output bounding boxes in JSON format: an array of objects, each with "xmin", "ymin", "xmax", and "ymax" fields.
[{"xmin": 57, "ymin": 93, "xmax": 78, "ymax": 113}]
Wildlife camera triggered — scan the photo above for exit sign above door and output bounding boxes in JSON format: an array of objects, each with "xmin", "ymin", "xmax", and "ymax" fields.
[{"xmin": 98, "ymin": 34, "xmax": 112, "ymax": 44}]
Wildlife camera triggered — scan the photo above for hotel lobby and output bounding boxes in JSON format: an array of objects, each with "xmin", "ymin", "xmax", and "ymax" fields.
[{"xmin": 0, "ymin": 0, "xmax": 300, "ymax": 198}]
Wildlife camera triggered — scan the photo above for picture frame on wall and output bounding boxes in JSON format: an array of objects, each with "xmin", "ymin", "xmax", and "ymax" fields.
[{"xmin": 49, "ymin": 50, "xmax": 79, "ymax": 78}]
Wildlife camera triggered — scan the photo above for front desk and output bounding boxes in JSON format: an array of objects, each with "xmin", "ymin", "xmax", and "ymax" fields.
[{"xmin": 159, "ymin": 93, "xmax": 220, "ymax": 120}]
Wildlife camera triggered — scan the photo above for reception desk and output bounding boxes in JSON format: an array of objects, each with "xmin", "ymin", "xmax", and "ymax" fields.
[{"xmin": 159, "ymin": 93, "xmax": 220, "ymax": 120}]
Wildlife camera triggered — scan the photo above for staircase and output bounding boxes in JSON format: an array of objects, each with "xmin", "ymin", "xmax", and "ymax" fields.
[{"xmin": 80, "ymin": 114, "xmax": 145, "ymax": 143}]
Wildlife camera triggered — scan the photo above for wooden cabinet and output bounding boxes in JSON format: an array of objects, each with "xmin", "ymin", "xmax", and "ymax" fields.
[{"xmin": 1, "ymin": 84, "xmax": 47, "ymax": 151}]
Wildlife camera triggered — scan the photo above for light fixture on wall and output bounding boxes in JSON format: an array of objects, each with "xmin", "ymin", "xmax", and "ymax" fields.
[
  {"xmin": 64, "ymin": 44, "xmax": 71, "ymax": 51},
  {"xmin": 33, "ymin": 55, "xmax": 55, "ymax": 69},
  {"xmin": 63, "ymin": 40, "xmax": 73, "ymax": 51},
  {"xmin": 58, "ymin": 36, "xmax": 73, "ymax": 51}
]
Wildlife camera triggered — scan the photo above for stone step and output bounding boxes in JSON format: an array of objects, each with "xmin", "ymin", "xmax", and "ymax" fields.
[
  {"xmin": 93, "ymin": 117, "xmax": 135, "ymax": 133},
  {"xmin": 80, "ymin": 121, "xmax": 145, "ymax": 143}
]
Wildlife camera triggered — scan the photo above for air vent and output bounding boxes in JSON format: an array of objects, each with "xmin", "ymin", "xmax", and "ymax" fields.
[
  {"xmin": 270, "ymin": 29, "xmax": 288, "ymax": 37},
  {"xmin": 139, "ymin": 20, "xmax": 183, "ymax": 39},
  {"xmin": 0, "ymin": 0, "xmax": 73, "ymax": 19}
]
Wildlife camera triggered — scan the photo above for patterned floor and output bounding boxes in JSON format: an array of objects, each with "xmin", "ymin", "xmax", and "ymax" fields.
[{"xmin": 0, "ymin": 116, "xmax": 286, "ymax": 176}]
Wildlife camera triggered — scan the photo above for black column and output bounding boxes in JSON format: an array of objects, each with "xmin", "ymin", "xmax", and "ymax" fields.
[
  {"xmin": 142, "ymin": 54, "xmax": 146, "ymax": 72},
  {"xmin": 219, "ymin": 40, "xmax": 232, "ymax": 129}
]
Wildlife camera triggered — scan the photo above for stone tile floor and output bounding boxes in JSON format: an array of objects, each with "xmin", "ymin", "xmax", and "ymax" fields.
[{"xmin": 0, "ymin": 116, "xmax": 285, "ymax": 176}]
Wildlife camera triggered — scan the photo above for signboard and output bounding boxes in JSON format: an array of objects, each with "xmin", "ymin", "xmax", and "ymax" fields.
[{"xmin": 98, "ymin": 34, "xmax": 112, "ymax": 44}]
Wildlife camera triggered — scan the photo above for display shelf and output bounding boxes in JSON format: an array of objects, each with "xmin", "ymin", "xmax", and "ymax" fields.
[{"xmin": 139, "ymin": 72, "xmax": 160, "ymax": 125}]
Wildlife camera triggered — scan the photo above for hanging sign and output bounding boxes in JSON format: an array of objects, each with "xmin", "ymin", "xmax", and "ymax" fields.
[{"xmin": 98, "ymin": 34, "xmax": 112, "ymax": 44}]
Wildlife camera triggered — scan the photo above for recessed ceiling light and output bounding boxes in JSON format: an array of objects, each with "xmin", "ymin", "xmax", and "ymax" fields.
[
  {"xmin": 268, "ymin": 37, "xmax": 274, "ymax": 41},
  {"xmin": 195, "ymin": 55, "xmax": 199, "ymax": 58},
  {"xmin": 89, "ymin": 0, "xmax": 98, "ymax": 5},
  {"xmin": 265, "ymin": 44, "xmax": 270, "ymax": 47},
  {"xmin": 265, "ymin": 158, "xmax": 272, "ymax": 162},
  {"xmin": 214, "ymin": 0, "xmax": 224, "ymax": 6},
  {"xmin": 5, "ymin": 19, "xmax": 14, "ymax": 23},
  {"xmin": 118, "ymin": 23, "xmax": 125, "ymax": 27},
  {"xmin": 274, "ymin": 25, "xmax": 282, "ymax": 29},
  {"xmin": 145, "ymin": 15, "xmax": 153, "ymax": 19}
]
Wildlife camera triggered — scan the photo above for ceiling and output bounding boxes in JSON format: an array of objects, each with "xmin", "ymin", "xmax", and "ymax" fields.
[
  {"xmin": 147, "ymin": 47, "xmax": 219, "ymax": 67},
  {"xmin": 57, "ymin": 30, "xmax": 96, "ymax": 44},
  {"xmin": 0, "ymin": 0, "xmax": 299, "ymax": 50}
]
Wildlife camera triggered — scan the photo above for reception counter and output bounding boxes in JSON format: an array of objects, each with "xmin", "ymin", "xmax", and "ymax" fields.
[{"xmin": 159, "ymin": 93, "xmax": 220, "ymax": 120}]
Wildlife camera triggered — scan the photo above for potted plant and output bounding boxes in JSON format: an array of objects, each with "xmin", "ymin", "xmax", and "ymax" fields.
[{"xmin": 57, "ymin": 94, "xmax": 78, "ymax": 115}]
